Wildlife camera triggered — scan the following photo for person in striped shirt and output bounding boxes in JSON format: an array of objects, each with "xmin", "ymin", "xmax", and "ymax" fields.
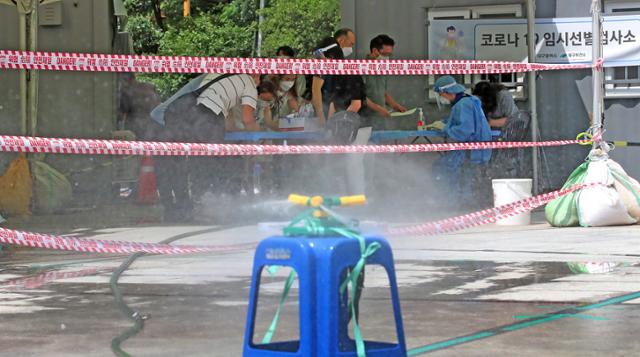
[
  {"xmin": 151, "ymin": 73, "xmax": 277, "ymax": 222},
  {"xmin": 151, "ymin": 73, "xmax": 277, "ymax": 134},
  {"xmin": 197, "ymin": 73, "xmax": 277, "ymax": 132}
]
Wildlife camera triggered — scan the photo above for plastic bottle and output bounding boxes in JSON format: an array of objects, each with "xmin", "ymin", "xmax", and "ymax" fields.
[
  {"xmin": 417, "ymin": 107, "xmax": 426, "ymax": 131},
  {"xmin": 253, "ymin": 163, "xmax": 262, "ymax": 195}
]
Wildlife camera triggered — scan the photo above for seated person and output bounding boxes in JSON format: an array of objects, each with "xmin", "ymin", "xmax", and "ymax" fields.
[
  {"xmin": 275, "ymin": 45, "xmax": 307, "ymax": 102},
  {"xmin": 472, "ymin": 81, "xmax": 519, "ymax": 129},
  {"xmin": 277, "ymin": 73, "xmax": 301, "ymax": 116},
  {"xmin": 261, "ymin": 74, "xmax": 302, "ymax": 131},
  {"xmin": 473, "ymin": 81, "xmax": 531, "ymax": 178}
]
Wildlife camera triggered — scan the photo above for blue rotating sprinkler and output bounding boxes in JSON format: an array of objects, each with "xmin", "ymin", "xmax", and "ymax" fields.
[{"xmin": 242, "ymin": 194, "xmax": 407, "ymax": 357}]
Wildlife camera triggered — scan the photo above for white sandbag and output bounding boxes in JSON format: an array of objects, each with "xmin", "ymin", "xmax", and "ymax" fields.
[
  {"xmin": 607, "ymin": 160, "xmax": 640, "ymax": 219},
  {"xmin": 577, "ymin": 160, "xmax": 637, "ymax": 227}
]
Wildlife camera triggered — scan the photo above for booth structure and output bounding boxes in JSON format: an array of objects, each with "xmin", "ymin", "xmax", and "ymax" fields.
[{"xmin": 340, "ymin": 0, "xmax": 640, "ymax": 189}]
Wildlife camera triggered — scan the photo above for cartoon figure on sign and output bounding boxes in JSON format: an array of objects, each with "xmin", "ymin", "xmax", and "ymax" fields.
[{"xmin": 440, "ymin": 26, "xmax": 465, "ymax": 60}]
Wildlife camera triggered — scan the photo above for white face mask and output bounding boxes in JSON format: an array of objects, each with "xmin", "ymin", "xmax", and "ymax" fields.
[
  {"xmin": 280, "ymin": 81, "xmax": 295, "ymax": 92},
  {"xmin": 257, "ymin": 99, "xmax": 273, "ymax": 110},
  {"xmin": 342, "ymin": 47, "xmax": 353, "ymax": 58}
]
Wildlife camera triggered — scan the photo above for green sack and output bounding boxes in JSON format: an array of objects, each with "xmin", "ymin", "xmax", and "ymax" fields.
[
  {"xmin": 31, "ymin": 160, "xmax": 73, "ymax": 214},
  {"xmin": 545, "ymin": 162, "xmax": 589, "ymax": 227}
]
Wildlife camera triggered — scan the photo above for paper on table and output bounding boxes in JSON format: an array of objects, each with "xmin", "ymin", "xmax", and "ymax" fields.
[{"xmin": 389, "ymin": 108, "xmax": 417, "ymax": 117}]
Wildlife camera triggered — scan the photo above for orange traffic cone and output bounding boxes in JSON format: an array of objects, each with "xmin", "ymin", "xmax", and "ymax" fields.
[{"xmin": 137, "ymin": 156, "xmax": 158, "ymax": 204}]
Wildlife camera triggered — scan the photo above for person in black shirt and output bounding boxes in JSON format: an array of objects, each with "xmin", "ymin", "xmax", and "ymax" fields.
[
  {"xmin": 310, "ymin": 37, "xmax": 370, "ymax": 196},
  {"xmin": 328, "ymin": 75, "xmax": 366, "ymax": 119},
  {"xmin": 311, "ymin": 37, "xmax": 365, "ymax": 129},
  {"xmin": 311, "ymin": 36, "xmax": 368, "ymax": 328}
]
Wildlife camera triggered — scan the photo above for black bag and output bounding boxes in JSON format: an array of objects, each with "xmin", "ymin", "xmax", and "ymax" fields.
[{"xmin": 328, "ymin": 111, "xmax": 361, "ymax": 144}]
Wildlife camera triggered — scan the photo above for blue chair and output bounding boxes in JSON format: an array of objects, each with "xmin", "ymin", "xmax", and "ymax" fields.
[{"xmin": 243, "ymin": 235, "xmax": 406, "ymax": 357}]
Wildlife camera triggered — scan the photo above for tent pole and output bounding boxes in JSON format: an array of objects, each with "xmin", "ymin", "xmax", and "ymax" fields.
[
  {"xmin": 591, "ymin": 0, "xmax": 604, "ymax": 148},
  {"xmin": 527, "ymin": 0, "xmax": 539, "ymax": 193}
]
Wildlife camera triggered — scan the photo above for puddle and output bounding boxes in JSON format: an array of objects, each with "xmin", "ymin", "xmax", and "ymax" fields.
[{"xmin": 1, "ymin": 248, "xmax": 640, "ymax": 356}]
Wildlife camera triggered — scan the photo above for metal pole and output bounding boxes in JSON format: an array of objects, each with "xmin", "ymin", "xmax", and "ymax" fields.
[
  {"xmin": 18, "ymin": 3, "xmax": 27, "ymax": 136},
  {"xmin": 256, "ymin": 0, "xmax": 265, "ymax": 57},
  {"xmin": 591, "ymin": 0, "xmax": 604, "ymax": 147},
  {"xmin": 526, "ymin": 0, "xmax": 539, "ymax": 193},
  {"xmin": 28, "ymin": 0, "xmax": 38, "ymax": 136}
]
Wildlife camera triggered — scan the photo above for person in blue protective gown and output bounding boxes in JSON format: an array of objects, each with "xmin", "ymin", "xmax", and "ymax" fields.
[{"xmin": 432, "ymin": 75, "xmax": 492, "ymax": 211}]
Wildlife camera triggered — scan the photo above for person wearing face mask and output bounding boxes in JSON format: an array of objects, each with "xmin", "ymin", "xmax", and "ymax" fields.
[
  {"xmin": 432, "ymin": 75, "xmax": 492, "ymax": 211},
  {"xmin": 253, "ymin": 96, "xmax": 277, "ymax": 131},
  {"xmin": 255, "ymin": 73, "xmax": 304, "ymax": 195},
  {"xmin": 274, "ymin": 46, "xmax": 308, "ymax": 103},
  {"xmin": 258, "ymin": 74, "xmax": 300, "ymax": 131},
  {"xmin": 311, "ymin": 29, "xmax": 356, "ymax": 124},
  {"xmin": 309, "ymin": 35, "xmax": 369, "ymax": 195},
  {"xmin": 363, "ymin": 34, "xmax": 407, "ymax": 121},
  {"xmin": 275, "ymin": 74, "xmax": 301, "ymax": 117},
  {"xmin": 334, "ymin": 28, "xmax": 356, "ymax": 58}
]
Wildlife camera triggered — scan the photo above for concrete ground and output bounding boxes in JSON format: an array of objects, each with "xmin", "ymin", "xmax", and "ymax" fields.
[{"xmin": 2, "ymin": 220, "xmax": 640, "ymax": 356}]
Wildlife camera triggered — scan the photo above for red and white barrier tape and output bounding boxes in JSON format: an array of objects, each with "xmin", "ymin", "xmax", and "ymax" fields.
[
  {"xmin": 0, "ymin": 227, "xmax": 256, "ymax": 255},
  {"xmin": 0, "ymin": 268, "xmax": 106, "ymax": 291},
  {"xmin": 0, "ymin": 50, "xmax": 595, "ymax": 75},
  {"xmin": 388, "ymin": 183, "xmax": 600, "ymax": 237},
  {"xmin": 0, "ymin": 135, "xmax": 583, "ymax": 157},
  {"xmin": 0, "ymin": 183, "xmax": 599, "ymax": 256}
]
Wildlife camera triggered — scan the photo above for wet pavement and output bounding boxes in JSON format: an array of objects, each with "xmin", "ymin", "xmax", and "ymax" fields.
[{"xmin": 2, "ymin": 223, "xmax": 640, "ymax": 356}]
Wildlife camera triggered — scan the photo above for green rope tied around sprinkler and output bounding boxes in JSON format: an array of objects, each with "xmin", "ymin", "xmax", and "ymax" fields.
[{"xmin": 261, "ymin": 194, "xmax": 379, "ymax": 357}]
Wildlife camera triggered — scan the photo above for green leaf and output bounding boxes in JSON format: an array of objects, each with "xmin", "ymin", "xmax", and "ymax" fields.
[{"xmin": 129, "ymin": 0, "xmax": 340, "ymax": 97}]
